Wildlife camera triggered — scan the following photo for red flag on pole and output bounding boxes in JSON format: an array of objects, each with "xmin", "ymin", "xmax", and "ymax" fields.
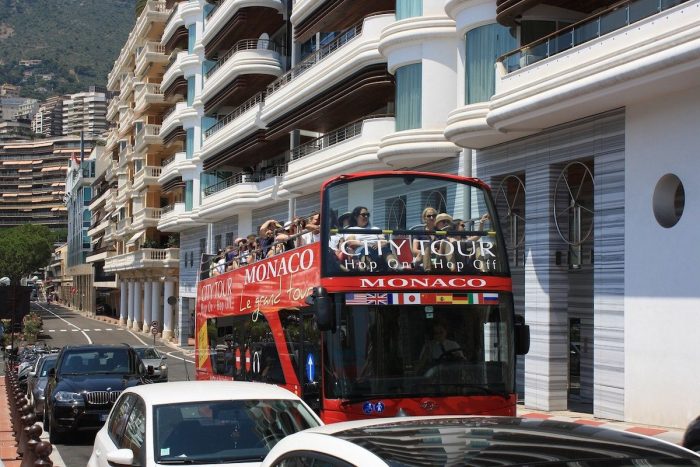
[{"xmin": 71, "ymin": 152, "xmax": 79, "ymax": 169}]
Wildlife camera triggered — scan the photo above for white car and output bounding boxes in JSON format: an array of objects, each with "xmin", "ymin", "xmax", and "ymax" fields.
[
  {"xmin": 261, "ymin": 416, "xmax": 700, "ymax": 467},
  {"xmin": 88, "ymin": 381, "xmax": 323, "ymax": 467}
]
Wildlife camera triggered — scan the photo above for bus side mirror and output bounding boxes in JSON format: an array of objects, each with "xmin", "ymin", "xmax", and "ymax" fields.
[
  {"xmin": 514, "ymin": 314, "xmax": 530, "ymax": 355},
  {"xmin": 305, "ymin": 287, "xmax": 335, "ymax": 332}
]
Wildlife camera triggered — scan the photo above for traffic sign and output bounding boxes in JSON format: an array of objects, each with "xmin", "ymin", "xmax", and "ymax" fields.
[
  {"xmin": 306, "ymin": 353, "xmax": 315, "ymax": 382},
  {"xmin": 151, "ymin": 326, "xmax": 158, "ymax": 335},
  {"xmin": 151, "ymin": 320, "xmax": 158, "ymax": 328}
]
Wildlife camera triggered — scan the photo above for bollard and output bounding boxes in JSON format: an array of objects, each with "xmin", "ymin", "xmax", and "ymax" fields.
[
  {"xmin": 34, "ymin": 440, "xmax": 53, "ymax": 467},
  {"xmin": 18, "ymin": 404, "xmax": 32, "ymax": 457},
  {"xmin": 21, "ymin": 423, "xmax": 42, "ymax": 467}
]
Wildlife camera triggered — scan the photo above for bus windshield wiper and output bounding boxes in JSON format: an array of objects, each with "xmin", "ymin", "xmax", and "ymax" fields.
[{"xmin": 158, "ymin": 458, "xmax": 210, "ymax": 464}]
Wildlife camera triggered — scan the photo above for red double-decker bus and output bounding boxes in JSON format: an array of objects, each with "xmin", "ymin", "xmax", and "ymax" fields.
[{"xmin": 195, "ymin": 171, "xmax": 529, "ymax": 423}]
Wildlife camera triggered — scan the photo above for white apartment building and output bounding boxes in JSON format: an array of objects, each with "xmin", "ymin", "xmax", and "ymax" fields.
[
  {"xmin": 62, "ymin": 91, "xmax": 108, "ymax": 136},
  {"xmin": 100, "ymin": 0, "xmax": 700, "ymax": 429}
]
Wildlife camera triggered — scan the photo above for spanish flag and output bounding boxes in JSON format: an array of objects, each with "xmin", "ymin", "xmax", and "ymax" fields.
[{"xmin": 436, "ymin": 294, "xmax": 453, "ymax": 303}]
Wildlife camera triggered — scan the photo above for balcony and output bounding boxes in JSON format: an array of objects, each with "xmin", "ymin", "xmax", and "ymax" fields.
[
  {"xmin": 133, "ymin": 1, "xmax": 170, "ymax": 45},
  {"xmin": 161, "ymin": 101, "xmax": 199, "ymax": 138},
  {"xmin": 447, "ymin": 0, "xmax": 698, "ymax": 148},
  {"xmin": 87, "ymin": 218, "xmax": 110, "ymax": 237},
  {"xmin": 202, "ymin": 39, "xmax": 283, "ymax": 109},
  {"xmin": 162, "ymin": 51, "xmax": 200, "ymax": 91},
  {"xmin": 135, "ymin": 82, "xmax": 165, "ymax": 114},
  {"xmin": 107, "ymin": 98, "xmax": 120, "ymax": 121},
  {"xmin": 158, "ymin": 201, "xmax": 186, "ymax": 231},
  {"xmin": 103, "ymin": 248, "xmax": 179, "ymax": 273},
  {"xmin": 281, "ymin": 116, "xmax": 392, "ymax": 194},
  {"xmin": 135, "ymin": 41, "xmax": 169, "ymax": 78},
  {"xmin": 159, "ymin": 152, "xmax": 192, "ymax": 184},
  {"xmin": 134, "ymin": 124, "xmax": 162, "ymax": 154},
  {"xmin": 86, "ymin": 249, "xmax": 116, "ymax": 264},
  {"xmin": 203, "ymin": 0, "xmax": 285, "ymax": 49},
  {"xmin": 118, "ymin": 144, "xmax": 134, "ymax": 168},
  {"xmin": 290, "ymin": 0, "xmax": 325, "ymax": 26},
  {"xmin": 261, "ymin": 14, "xmax": 392, "ymax": 122},
  {"xmin": 105, "ymin": 160, "xmax": 118, "ymax": 182},
  {"xmin": 199, "ymin": 165, "xmax": 287, "ymax": 220},
  {"xmin": 88, "ymin": 187, "xmax": 114, "ymax": 211},
  {"xmin": 201, "ymin": 92, "xmax": 265, "ymax": 161},
  {"xmin": 132, "ymin": 166, "xmax": 162, "ymax": 192},
  {"xmin": 162, "ymin": 1, "xmax": 202, "ymax": 46},
  {"xmin": 118, "ymin": 108, "xmax": 134, "ymax": 136},
  {"xmin": 132, "ymin": 207, "xmax": 162, "ymax": 230},
  {"xmin": 115, "ymin": 216, "xmax": 133, "ymax": 236}
]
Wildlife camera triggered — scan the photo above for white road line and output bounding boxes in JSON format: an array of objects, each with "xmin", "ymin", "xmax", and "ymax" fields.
[{"xmin": 33, "ymin": 302, "xmax": 93, "ymax": 344}]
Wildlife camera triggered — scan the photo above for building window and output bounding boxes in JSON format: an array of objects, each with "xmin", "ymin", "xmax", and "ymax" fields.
[
  {"xmin": 225, "ymin": 232, "xmax": 233, "ymax": 248},
  {"xmin": 396, "ymin": 0, "xmax": 422, "ymax": 20},
  {"xmin": 187, "ymin": 77, "xmax": 195, "ymax": 106},
  {"xmin": 185, "ymin": 181, "xmax": 193, "ymax": 211},
  {"xmin": 385, "ymin": 196, "xmax": 407, "ymax": 230},
  {"xmin": 83, "ymin": 187, "xmax": 92, "ymax": 203},
  {"xmin": 466, "ymin": 24, "xmax": 517, "ymax": 104},
  {"xmin": 214, "ymin": 234, "xmax": 222, "ymax": 253},
  {"xmin": 188, "ymin": 25, "xmax": 196, "ymax": 53},
  {"xmin": 186, "ymin": 128, "xmax": 194, "ymax": 159},
  {"xmin": 395, "ymin": 63, "xmax": 421, "ymax": 131}
]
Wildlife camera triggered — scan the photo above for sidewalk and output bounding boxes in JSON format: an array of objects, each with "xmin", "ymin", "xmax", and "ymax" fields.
[{"xmin": 517, "ymin": 405, "xmax": 685, "ymax": 446}]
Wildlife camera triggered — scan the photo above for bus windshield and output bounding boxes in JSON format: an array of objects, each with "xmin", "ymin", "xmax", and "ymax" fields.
[
  {"xmin": 323, "ymin": 173, "xmax": 507, "ymax": 276},
  {"xmin": 323, "ymin": 293, "xmax": 515, "ymax": 401}
]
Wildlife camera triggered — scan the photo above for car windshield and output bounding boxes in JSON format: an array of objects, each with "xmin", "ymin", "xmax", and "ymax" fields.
[
  {"xmin": 60, "ymin": 349, "xmax": 132, "ymax": 374},
  {"xmin": 154, "ymin": 399, "xmax": 320, "ymax": 463},
  {"xmin": 135, "ymin": 347, "xmax": 159, "ymax": 359}
]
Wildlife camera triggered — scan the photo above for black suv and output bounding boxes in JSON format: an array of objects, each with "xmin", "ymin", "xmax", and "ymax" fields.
[{"xmin": 44, "ymin": 344, "xmax": 148, "ymax": 443}]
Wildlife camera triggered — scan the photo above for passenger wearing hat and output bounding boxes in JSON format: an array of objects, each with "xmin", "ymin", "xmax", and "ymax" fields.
[
  {"xmin": 259, "ymin": 219, "xmax": 282, "ymax": 257},
  {"xmin": 435, "ymin": 213, "xmax": 453, "ymax": 230}
]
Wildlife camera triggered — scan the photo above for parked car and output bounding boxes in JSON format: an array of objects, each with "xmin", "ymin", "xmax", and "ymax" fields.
[
  {"xmin": 88, "ymin": 381, "xmax": 323, "ymax": 467},
  {"xmin": 684, "ymin": 415, "xmax": 700, "ymax": 454},
  {"xmin": 261, "ymin": 416, "xmax": 700, "ymax": 467},
  {"xmin": 132, "ymin": 346, "xmax": 168, "ymax": 382},
  {"xmin": 27, "ymin": 353, "xmax": 57, "ymax": 417},
  {"xmin": 44, "ymin": 344, "xmax": 149, "ymax": 444}
]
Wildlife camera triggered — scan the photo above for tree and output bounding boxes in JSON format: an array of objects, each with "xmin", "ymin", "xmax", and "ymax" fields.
[
  {"xmin": 0, "ymin": 224, "xmax": 54, "ymax": 348},
  {"xmin": 0, "ymin": 224, "xmax": 54, "ymax": 285}
]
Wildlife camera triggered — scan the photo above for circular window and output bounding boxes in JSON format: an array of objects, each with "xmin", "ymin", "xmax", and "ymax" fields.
[{"xmin": 653, "ymin": 174, "xmax": 685, "ymax": 228}]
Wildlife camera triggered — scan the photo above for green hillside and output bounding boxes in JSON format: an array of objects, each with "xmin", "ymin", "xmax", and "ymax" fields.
[{"xmin": 0, "ymin": 0, "xmax": 137, "ymax": 99}]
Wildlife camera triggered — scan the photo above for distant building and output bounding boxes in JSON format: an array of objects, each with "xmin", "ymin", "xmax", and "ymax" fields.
[
  {"xmin": 33, "ymin": 96, "xmax": 65, "ymax": 137},
  {"xmin": 0, "ymin": 84, "xmax": 20, "ymax": 97},
  {"xmin": 0, "ymin": 120, "xmax": 33, "ymax": 141},
  {"xmin": 0, "ymin": 96, "xmax": 36, "ymax": 121},
  {"xmin": 0, "ymin": 136, "xmax": 95, "ymax": 230},
  {"xmin": 19, "ymin": 59, "xmax": 42, "ymax": 67},
  {"xmin": 62, "ymin": 91, "xmax": 108, "ymax": 137}
]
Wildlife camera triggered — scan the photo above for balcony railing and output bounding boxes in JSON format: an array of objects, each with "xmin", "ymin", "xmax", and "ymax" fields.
[
  {"xmin": 205, "ymin": 39, "xmax": 283, "ymax": 79},
  {"xmin": 266, "ymin": 21, "xmax": 362, "ymax": 96},
  {"xmin": 161, "ymin": 154, "xmax": 176, "ymax": 167},
  {"xmin": 204, "ymin": 92, "xmax": 264, "ymax": 138},
  {"xmin": 290, "ymin": 120, "xmax": 364, "ymax": 161},
  {"xmin": 203, "ymin": 164, "xmax": 287, "ymax": 197},
  {"xmin": 498, "ymin": 0, "xmax": 689, "ymax": 73},
  {"xmin": 205, "ymin": 0, "xmax": 224, "ymax": 21}
]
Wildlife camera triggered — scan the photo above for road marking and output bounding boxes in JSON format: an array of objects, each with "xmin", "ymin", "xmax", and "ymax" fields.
[{"xmin": 33, "ymin": 302, "xmax": 93, "ymax": 344}]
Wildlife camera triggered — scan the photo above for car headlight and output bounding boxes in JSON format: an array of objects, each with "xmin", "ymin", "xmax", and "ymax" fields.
[
  {"xmin": 54, "ymin": 391, "xmax": 83, "ymax": 403},
  {"xmin": 160, "ymin": 364, "xmax": 167, "ymax": 370}
]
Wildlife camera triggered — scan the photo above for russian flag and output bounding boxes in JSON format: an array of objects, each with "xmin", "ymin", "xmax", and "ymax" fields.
[{"xmin": 482, "ymin": 293, "xmax": 499, "ymax": 304}]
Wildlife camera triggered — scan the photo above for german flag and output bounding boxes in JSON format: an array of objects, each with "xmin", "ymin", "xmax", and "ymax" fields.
[{"xmin": 452, "ymin": 293, "xmax": 472, "ymax": 305}]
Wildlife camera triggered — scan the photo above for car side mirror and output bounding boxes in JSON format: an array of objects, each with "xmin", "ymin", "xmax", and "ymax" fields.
[
  {"xmin": 48, "ymin": 368, "xmax": 56, "ymax": 378},
  {"xmin": 106, "ymin": 448, "xmax": 134, "ymax": 465},
  {"xmin": 514, "ymin": 314, "xmax": 530, "ymax": 356},
  {"xmin": 305, "ymin": 287, "xmax": 335, "ymax": 331}
]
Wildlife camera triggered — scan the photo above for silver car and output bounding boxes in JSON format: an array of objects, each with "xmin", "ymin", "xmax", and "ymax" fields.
[
  {"xmin": 133, "ymin": 346, "xmax": 168, "ymax": 382},
  {"xmin": 28, "ymin": 353, "xmax": 57, "ymax": 417}
]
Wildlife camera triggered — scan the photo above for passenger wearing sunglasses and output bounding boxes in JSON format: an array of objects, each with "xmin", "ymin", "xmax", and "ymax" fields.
[
  {"xmin": 342, "ymin": 206, "xmax": 399, "ymax": 271},
  {"xmin": 412, "ymin": 207, "xmax": 438, "ymax": 270}
]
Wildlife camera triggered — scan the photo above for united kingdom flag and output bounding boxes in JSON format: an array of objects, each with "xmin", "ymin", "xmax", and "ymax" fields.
[{"xmin": 366, "ymin": 293, "xmax": 388, "ymax": 305}]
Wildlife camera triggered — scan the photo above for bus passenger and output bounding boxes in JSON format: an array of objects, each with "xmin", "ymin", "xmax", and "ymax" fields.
[
  {"xmin": 343, "ymin": 206, "xmax": 400, "ymax": 272},
  {"xmin": 301, "ymin": 211, "xmax": 320, "ymax": 245},
  {"xmin": 259, "ymin": 219, "xmax": 282, "ymax": 257},
  {"xmin": 412, "ymin": 207, "xmax": 438, "ymax": 271}
]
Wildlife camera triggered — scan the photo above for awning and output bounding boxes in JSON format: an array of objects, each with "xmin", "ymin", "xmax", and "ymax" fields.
[{"xmin": 126, "ymin": 230, "xmax": 145, "ymax": 246}]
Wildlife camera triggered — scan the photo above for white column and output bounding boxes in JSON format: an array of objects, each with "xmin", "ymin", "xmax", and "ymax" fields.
[
  {"xmin": 162, "ymin": 280, "xmax": 175, "ymax": 340},
  {"xmin": 142, "ymin": 281, "xmax": 153, "ymax": 332},
  {"xmin": 119, "ymin": 280, "xmax": 128, "ymax": 325},
  {"xmin": 132, "ymin": 281, "xmax": 142, "ymax": 331},
  {"xmin": 127, "ymin": 281, "xmax": 135, "ymax": 328},
  {"xmin": 152, "ymin": 281, "xmax": 162, "ymax": 333}
]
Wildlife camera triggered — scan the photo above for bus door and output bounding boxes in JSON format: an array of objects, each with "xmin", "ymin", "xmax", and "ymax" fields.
[{"xmin": 280, "ymin": 309, "xmax": 321, "ymax": 413}]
